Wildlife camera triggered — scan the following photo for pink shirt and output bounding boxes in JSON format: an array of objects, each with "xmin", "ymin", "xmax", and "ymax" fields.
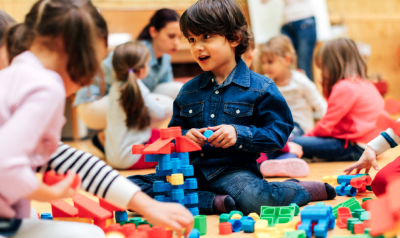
[
  {"xmin": 306, "ymin": 77, "xmax": 385, "ymax": 144},
  {"xmin": 0, "ymin": 51, "xmax": 66, "ymax": 218}
]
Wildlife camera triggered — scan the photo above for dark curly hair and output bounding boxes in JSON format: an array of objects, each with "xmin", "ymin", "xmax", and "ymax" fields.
[{"xmin": 180, "ymin": 0, "xmax": 252, "ymax": 61}]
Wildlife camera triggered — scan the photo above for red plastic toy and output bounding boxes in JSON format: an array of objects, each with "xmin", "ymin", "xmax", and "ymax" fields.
[
  {"xmin": 337, "ymin": 207, "xmax": 352, "ymax": 229},
  {"xmin": 50, "ymin": 199, "xmax": 78, "ymax": 218},
  {"xmin": 98, "ymin": 197, "xmax": 125, "ymax": 212},
  {"xmin": 219, "ymin": 222, "xmax": 233, "ymax": 235},
  {"xmin": 43, "ymin": 170, "xmax": 80, "ymax": 189},
  {"xmin": 72, "ymin": 193, "xmax": 112, "ymax": 228}
]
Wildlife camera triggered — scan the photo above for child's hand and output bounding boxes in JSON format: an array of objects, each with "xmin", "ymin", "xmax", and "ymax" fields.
[
  {"xmin": 128, "ymin": 192, "xmax": 193, "ymax": 238},
  {"xmin": 186, "ymin": 128, "xmax": 208, "ymax": 147},
  {"xmin": 288, "ymin": 142, "xmax": 303, "ymax": 158},
  {"xmin": 344, "ymin": 146, "xmax": 379, "ymax": 174},
  {"xmin": 207, "ymin": 125, "xmax": 237, "ymax": 148}
]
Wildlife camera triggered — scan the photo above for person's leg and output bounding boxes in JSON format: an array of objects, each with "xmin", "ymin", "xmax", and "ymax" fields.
[
  {"xmin": 290, "ymin": 123, "xmax": 305, "ymax": 139},
  {"xmin": 281, "ymin": 23, "xmax": 298, "ymax": 56},
  {"xmin": 152, "ymin": 82, "xmax": 184, "ymax": 100},
  {"xmin": 292, "ymin": 136, "xmax": 364, "ymax": 161},
  {"xmin": 76, "ymin": 95, "xmax": 109, "ymax": 130},
  {"xmin": 371, "ymin": 156, "xmax": 400, "ymax": 197},
  {"xmin": 148, "ymin": 93, "xmax": 174, "ymax": 128},
  {"xmin": 292, "ymin": 17, "xmax": 317, "ymax": 81},
  {"xmin": 12, "ymin": 219, "xmax": 104, "ymax": 238}
]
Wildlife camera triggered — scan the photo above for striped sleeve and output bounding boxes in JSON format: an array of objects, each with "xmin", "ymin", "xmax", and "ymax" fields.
[
  {"xmin": 368, "ymin": 118, "xmax": 400, "ymax": 156},
  {"xmin": 36, "ymin": 143, "xmax": 140, "ymax": 208}
]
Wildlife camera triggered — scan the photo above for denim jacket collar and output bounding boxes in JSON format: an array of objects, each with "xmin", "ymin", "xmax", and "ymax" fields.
[{"xmin": 200, "ymin": 58, "xmax": 250, "ymax": 89}]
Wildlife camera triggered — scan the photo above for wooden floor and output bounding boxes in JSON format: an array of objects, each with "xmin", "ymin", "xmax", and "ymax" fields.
[{"xmin": 32, "ymin": 139, "xmax": 400, "ymax": 238}]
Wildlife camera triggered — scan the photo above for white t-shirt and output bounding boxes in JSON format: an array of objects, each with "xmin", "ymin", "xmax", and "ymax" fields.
[
  {"xmin": 105, "ymin": 80, "xmax": 166, "ymax": 169},
  {"xmin": 276, "ymin": 70, "xmax": 327, "ymax": 133},
  {"xmin": 284, "ymin": 0, "xmax": 314, "ymax": 23}
]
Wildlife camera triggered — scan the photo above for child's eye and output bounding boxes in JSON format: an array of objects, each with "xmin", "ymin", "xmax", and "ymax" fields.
[
  {"xmin": 204, "ymin": 35, "xmax": 211, "ymax": 39},
  {"xmin": 188, "ymin": 37, "xmax": 195, "ymax": 43}
]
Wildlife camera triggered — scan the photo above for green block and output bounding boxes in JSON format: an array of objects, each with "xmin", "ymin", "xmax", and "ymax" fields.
[
  {"xmin": 285, "ymin": 230, "xmax": 306, "ymax": 238},
  {"xmin": 366, "ymin": 185, "xmax": 373, "ymax": 191},
  {"xmin": 194, "ymin": 215, "xmax": 207, "ymax": 236},
  {"xmin": 289, "ymin": 203, "xmax": 300, "ymax": 216},
  {"xmin": 353, "ymin": 209, "xmax": 366, "ymax": 219},
  {"xmin": 219, "ymin": 213, "xmax": 230, "ymax": 223},
  {"xmin": 229, "ymin": 210, "xmax": 243, "ymax": 219},
  {"xmin": 362, "ymin": 198, "xmax": 373, "ymax": 203},
  {"xmin": 360, "ymin": 211, "xmax": 370, "ymax": 221},
  {"xmin": 364, "ymin": 228, "xmax": 371, "ymax": 235},
  {"xmin": 315, "ymin": 202, "xmax": 325, "ymax": 206},
  {"xmin": 260, "ymin": 206, "xmax": 294, "ymax": 226},
  {"xmin": 346, "ymin": 218, "xmax": 360, "ymax": 231},
  {"xmin": 332, "ymin": 203, "xmax": 344, "ymax": 218},
  {"xmin": 343, "ymin": 197, "xmax": 362, "ymax": 212}
]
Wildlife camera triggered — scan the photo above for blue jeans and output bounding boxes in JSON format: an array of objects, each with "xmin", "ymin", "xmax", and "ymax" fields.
[
  {"xmin": 282, "ymin": 17, "xmax": 317, "ymax": 81},
  {"xmin": 291, "ymin": 136, "xmax": 365, "ymax": 161},
  {"xmin": 127, "ymin": 161, "xmax": 311, "ymax": 215}
]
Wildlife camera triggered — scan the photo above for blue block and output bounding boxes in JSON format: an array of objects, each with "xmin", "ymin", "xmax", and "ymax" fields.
[
  {"xmin": 344, "ymin": 186, "xmax": 357, "ymax": 197},
  {"xmin": 337, "ymin": 175, "xmax": 357, "ymax": 185},
  {"xmin": 172, "ymin": 189, "xmax": 185, "ymax": 200},
  {"xmin": 298, "ymin": 206, "xmax": 335, "ymax": 238},
  {"xmin": 188, "ymin": 228, "xmax": 200, "ymax": 238},
  {"xmin": 155, "ymin": 195, "xmax": 165, "ymax": 202},
  {"xmin": 155, "ymin": 166, "xmax": 171, "ymax": 176},
  {"xmin": 185, "ymin": 193, "xmax": 198, "ymax": 204},
  {"xmin": 204, "ymin": 130, "xmax": 214, "ymax": 138},
  {"xmin": 240, "ymin": 216, "xmax": 254, "ymax": 223},
  {"xmin": 171, "ymin": 159, "xmax": 182, "ymax": 174},
  {"xmin": 115, "ymin": 211, "xmax": 128, "ymax": 223},
  {"xmin": 178, "ymin": 152, "xmax": 190, "ymax": 166},
  {"xmin": 228, "ymin": 219, "xmax": 242, "ymax": 232},
  {"xmin": 144, "ymin": 154, "xmax": 157, "ymax": 162},
  {"xmin": 40, "ymin": 213, "xmax": 53, "ymax": 220},
  {"xmin": 153, "ymin": 181, "xmax": 171, "ymax": 192},
  {"xmin": 184, "ymin": 178, "xmax": 198, "ymax": 189},
  {"xmin": 242, "ymin": 219, "xmax": 255, "ymax": 233},
  {"xmin": 188, "ymin": 207, "xmax": 199, "ymax": 216},
  {"xmin": 181, "ymin": 165, "xmax": 194, "ymax": 177},
  {"xmin": 171, "ymin": 184, "xmax": 185, "ymax": 190}
]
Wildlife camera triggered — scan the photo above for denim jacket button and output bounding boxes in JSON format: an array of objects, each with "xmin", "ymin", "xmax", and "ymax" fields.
[
  {"xmin": 211, "ymin": 78, "xmax": 214, "ymax": 82},
  {"xmin": 189, "ymin": 109, "xmax": 193, "ymax": 114},
  {"xmin": 211, "ymin": 114, "xmax": 215, "ymax": 118},
  {"xmin": 236, "ymin": 109, "xmax": 240, "ymax": 114},
  {"xmin": 215, "ymin": 90, "xmax": 219, "ymax": 95},
  {"xmin": 200, "ymin": 153, "xmax": 204, "ymax": 157},
  {"xmin": 239, "ymin": 145, "xmax": 243, "ymax": 149}
]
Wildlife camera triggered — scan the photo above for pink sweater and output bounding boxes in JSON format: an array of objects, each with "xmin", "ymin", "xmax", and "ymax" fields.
[
  {"xmin": 306, "ymin": 77, "xmax": 386, "ymax": 144},
  {"xmin": 0, "ymin": 52, "xmax": 66, "ymax": 218}
]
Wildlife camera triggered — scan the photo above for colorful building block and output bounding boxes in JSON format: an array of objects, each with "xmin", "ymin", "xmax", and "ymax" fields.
[
  {"xmin": 336, "ymin": 207, "xmax": 352, "ymax": 229},
  {"xmin": 40, "ymin": 213, "xmax": 53, "ymax": 220},
  {"xmin": 229, "ymin": 210, "xmax": 243, "ymax": 218},
  {"xmin": 249, "ymin": 212, "xmax": 260, "ymax": 221},
  {"xmin": 315, "ymin": 202, "xmax": 325, "ymax": 206},
  {"xmin": 170, "ymin": 174, "xmax": 184, "ymax": 185},
  {"xmin": 219, "ymin": 222, "xmax": 232, "ymax": 235},
  {"xmin": 242, "ymin": 219, "xmax": 255, "ymax": 233},
  {"xmin": 220, "ymin": 213, "xmax": 230, "ymax": 223},
  {"xmin": 322, "ymin": 176, "xmax": 338, "ymax": 186},
  {"xmin": 227, "ymin": 219, "xmax": 242, "ymax": 232},
  {"xmin": 188, "ymin": 228, "xmax": 200, "ymax": 238},
  {"xmin": 114, "ymin": 211, "xmax": 128, "ymax": 223},
  {"xmin": 203, "ymin": 130, "xmax": 214, "ymax": 139},
  {"xmin": 332, "ymin": 197, "xmax": 362, "ymax": 218},
  {"xmin": 43, "ymin": 170, "xmax": 80, "ymax": 189},
  {"xmin": 72, "ymin": 193, "xmax": 113, "ymax": 228},
  {"xmin": 255, "ymin": 219, "xmax": 269, "ymax": 234},
  {"xmin": 298, "ymin": 205, "xmax": 335, "ymax": 238},
  {"xmin": 290, "ymin": 203, "xmax": 300, "ymax": 216},
  {"xmin": 285, "ymin": 230, "xmax": 306, "ymax": 238},
  {"xmin": 50, "ymin": 199, "xmax": 78, "ymax": 218},
  {"xmin": 260, "ymin": 206, "xmax": 294, "ymax": 226},
  {"xmin": 194, "ymin": 215, "xmax": 207, "ymax": 236},
  {"xmin": 230, "ymin": 214, "xmax": 242, "ymax": 220}
]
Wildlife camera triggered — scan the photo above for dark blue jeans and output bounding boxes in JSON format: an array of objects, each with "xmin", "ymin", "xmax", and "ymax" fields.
[
  {"xmin": 291, "ymin": 136, "xmax": 365, "ymax": 161},
  {"xmin": 282, "ymin": 17, "xmax": 317, "ymax": 81},
  {"xmin": 127, "ymin": 161, "xmax": 311, "ymax": 215}
]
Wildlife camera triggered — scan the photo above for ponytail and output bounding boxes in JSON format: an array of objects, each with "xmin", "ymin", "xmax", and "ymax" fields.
[
  {"xmin": 137, "ymin": 8, "xmax": 179, "ymax": 41},
  {"xmin": 112, "ymin": 41, "xmax": 151, "ymax": 129},
  {"xmin": 120, "ymin": 70, "xmax": 150, "ymax": 129}
]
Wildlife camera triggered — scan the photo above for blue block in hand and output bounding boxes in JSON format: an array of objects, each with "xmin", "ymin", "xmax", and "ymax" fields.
[{"xmin": 204, "ymin": 130, "xmax": 214, "ymax": 139}]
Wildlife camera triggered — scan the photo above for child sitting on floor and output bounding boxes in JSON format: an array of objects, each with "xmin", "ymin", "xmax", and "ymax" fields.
[
  {"xmin": 105, "ymin": 41, "xmax": 169, "ymax": 169},
  {"xmin": 128, "ymin": 0, "xmax": 336, "ymax": 216}
]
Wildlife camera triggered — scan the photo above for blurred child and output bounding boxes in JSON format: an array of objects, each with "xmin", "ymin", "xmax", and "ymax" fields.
[
  {"xmin": 129, "ymin": 0, "xmax": 336, "ymax": 216},
  {"xmin": 0, "ymin": 1, "xmax": 192, "ymax": 237},
  {"xmin": 292, "ymin": 38, "xmax": 386, "ymax": 162},
  {"xmin": 0, "ymin": 9, "xmax": 16, "ymax": 70},
  {"xmin": 241, "ymin": 36, "xmax": 256, "ymax": 69},
  {"xmin": 261, "ymin": 35, "xmax": 326, "ymax": 136},
  {"xmin": 105, "ymin": 41, "xmax": 169, "ymax": 169}
]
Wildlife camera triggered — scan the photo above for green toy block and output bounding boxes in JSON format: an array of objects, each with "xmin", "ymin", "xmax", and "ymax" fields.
[
  {"xmin": 194, "ymin": 215, "xmax": 207, "ymax": 236},
  {"xmin": 366, "ymin": 185, "xmax": 372, "ymax": 191},
  {"xmin": 289, "ymin": 203, "xmax": 300, "ymax": 216},
  {"xmin": 362, "ymin": 198, "xmax": 373, "ymax": 203},
  {"xmin": 285, "ymin": 230, "xmax": 306, "ymax": 238},
  {"xmin": 343, "ymin": 197, "xmax": 362, "ymax": 212},
  {"xmin": 351, "ymin": 221, "xmax": 364, "ymax": 234},
  {"xmin": 219, "ymin": 213, "xmax": 230, "ymax": 223},
  {"xmin": 364, "ymin": 228, "xmax": 370, "ymax": 235},
  {"xmin": 332, "ymin": 203, "xmax": 344, "ymax": 218},
  {"xmin": 315, "ymin": 202, "xmax": 325, "ymax": 206},
  {"xmin": 353, "ymin": 209, "xmax": 366, "ymax": 219},
  {"xmin": 346, "ymin": 218, "xmax": 360, "ymax": 231},
  {"xmin": 360, "ymin": 211, "xmax": 370, "ymax": 221},
  {"xmin": 260, "ymin": 206, "xmax": 294, "ymax": 226},
  {"xmin": 229, "ymin": 210, "xmax": 243, "ymax": 219}
]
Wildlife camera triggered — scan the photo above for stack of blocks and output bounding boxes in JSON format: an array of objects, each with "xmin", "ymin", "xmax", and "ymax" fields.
[
  {"xmin": 132, "ymin": 127, "xmax": 202, "ymax": 216},
  {"xmin": 323, "ymin": 174, "xmax": 372, "ymax": 197},
  {"xmin": 298, "ymin": 204, "xmax": 335, "ymax": 238}
]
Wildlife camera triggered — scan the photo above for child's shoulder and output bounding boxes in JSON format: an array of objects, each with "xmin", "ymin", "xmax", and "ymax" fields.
[
  {"xmin": 248, "ymin": 70, "xmax": 275, "ymax": 91},
  {"xmin": 180, "ymin": 73, "xmax": 207, "ymax": 92}
]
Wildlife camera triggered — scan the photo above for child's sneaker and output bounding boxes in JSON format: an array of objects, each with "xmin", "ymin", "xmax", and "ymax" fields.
[{"xmin": 260, "ymin": 158, "xmax": 309, "ymax": 178}]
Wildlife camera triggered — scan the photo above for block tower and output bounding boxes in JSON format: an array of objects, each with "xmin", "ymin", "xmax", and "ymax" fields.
[{"xmin": 132, "ymin": 126, "xmax": 201, "ymax": 216}]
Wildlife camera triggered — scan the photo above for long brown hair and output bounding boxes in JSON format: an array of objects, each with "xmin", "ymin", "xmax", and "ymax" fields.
[
  {"xmin": 137, "ymin": 9, "xmax": 180, "ymax": 41},
  {"xmin": 321, "ymin": 38, "xmax": 367, "ymax": 97},
  {"xmin": 260, "ymin": 35, "xmax": 297, "ymax": 69},
  {"xmin": 6, "ymin": 0, "xmax": 105, "ymax": 86},
  {"xmin": 112, "ymin": 41, "xmax": 150, "ymax": 129},
  {"xmin": 0, "ymin": 9, "xmax": 16, "ymax": 47}
]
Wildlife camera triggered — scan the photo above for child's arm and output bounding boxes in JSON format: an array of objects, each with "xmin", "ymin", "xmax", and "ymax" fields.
[{"xmin": 302, "ymin": 77, "xmax": 327, "ymax": 119}]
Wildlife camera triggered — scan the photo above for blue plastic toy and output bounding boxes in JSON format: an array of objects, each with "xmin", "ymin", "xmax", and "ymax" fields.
[
  {"xmin": 227, "ymin": 219, "xmax": 242, "ymax": 232},
  {"xmin": 242, "ymin": 219, "xmax": 255, "ymax": 233},
  {"xmin": 204, "ymin": 130, "xmax": 214, "ymax": 139},
  {"xmin": 188, "ymin": 228, "xmax": 200, "ymax": 238},
  {"xmin": 336, "ymin": 175, "xmax": 358, "ymax": 196},
  {"xmin": 40, "ymin": 213, "xmax": 53, "ymax": 220},
  {"xmin": 115, "ymin": 211, "xmax": 128, "ymax": 223},
  {"xmin": 298, "ymin": 205, "xmax": 335, "ymax": 238}
]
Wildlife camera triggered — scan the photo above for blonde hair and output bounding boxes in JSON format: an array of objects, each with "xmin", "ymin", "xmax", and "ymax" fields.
[{"xmin": 260, "ymin": 35, "xmax": 297, "ymax": 69}]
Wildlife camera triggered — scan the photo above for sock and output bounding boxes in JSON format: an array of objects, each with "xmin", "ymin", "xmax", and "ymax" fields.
[
  {"xmin": 92, "ymin": 133, "xmax": 105, "ymax": 154},
  {"xmin": 212, "ymin": 195, "xmax": 237, "ymax": 214},
  {"xmin": 285, "ymin": 179, "xmax": 336, "ymax": 201}
]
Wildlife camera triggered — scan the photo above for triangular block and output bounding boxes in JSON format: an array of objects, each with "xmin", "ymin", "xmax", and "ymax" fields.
[
  {"xmin": 175, "ymin": 136, "xmax": 202, "ymax": 153},
  {"xmin": 72, "ymin": 194, "xmax": 112, "ymax": 220},
  {"xmin": 98, "ymin": 197, "xmax": 125, "ymax": 212},
  {"xmin": 143, "ymin": 138, "xmax": 174, "ymax": 154},
  {"xmin": 50, "ymin": 199, "xmax": 78, "ymax": 218}
]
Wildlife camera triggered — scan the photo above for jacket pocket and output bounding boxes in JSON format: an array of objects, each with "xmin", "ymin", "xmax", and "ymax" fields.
[
  {"xmin": 180, "ymin": 101, "xmax": 205, "ymax": 128},
  {"xmin": 223, "ymin": 101, "xmax": 254, "ymax": 125}
]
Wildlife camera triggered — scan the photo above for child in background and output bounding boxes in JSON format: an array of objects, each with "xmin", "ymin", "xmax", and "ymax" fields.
[
  {"xmin": 292, "ymin": 38, "xmax": 386, "ymax": 162},
  {"xmin": 129, "ymin": 0, "xmax": 336, "ymax": 216},
  {"xmin": 0, "ymin": 9, "xmax": 16, "ymax": 70},
  {"xmin": 0, "ymin": 1, "xmax": 192, "ymax": 237},
  {"xmin": 241, "ymin": 35, "xmax": 256, "ymax": 70},
  {"xmin": 105, "ymin": 41, "xmax": 169, "ymax": 169}
]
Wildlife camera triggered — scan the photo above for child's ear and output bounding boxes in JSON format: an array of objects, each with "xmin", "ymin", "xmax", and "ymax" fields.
[
  {"xmin": 230, "ymin": 34, "xmax": 241, "ymax": 48},
  {"xmin": 136, "ymin": 68, "xmax": 146, "ymax": 79},
  {"xmin": 284, "ymin": 54, "xmax": 292, "ymax": 66}
]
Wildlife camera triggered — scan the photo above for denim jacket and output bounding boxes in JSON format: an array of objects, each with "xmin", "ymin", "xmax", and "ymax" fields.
[{"xmin": 168, "ymin": 59, "xmax": 294, "ymax": 180}]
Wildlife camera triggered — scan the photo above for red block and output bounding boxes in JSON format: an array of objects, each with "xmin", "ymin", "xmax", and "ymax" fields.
[
  {"xmin": 98, "ymin": 197, "xmax": 125, "ymax": 212},
  {"xmin": 43, "ymin": 170, "xmax": 80, "ymax": 189},
  {"xmin": 354, "ymin": 220, "xmax": 371, "ymax": 234},
  {"xmin": 72, "ymin": 193, "xmax": 112, "ymax": 226},
  {"xmin": 122, "ymin": 224, "xmax": 136, "ymax": 237},
  {"xmin": 337, "ymin": 207, "xmax": 352, "ymax": 229},
  {"xmin": 50, "ymin": 199, "xmax": 78, "ymax": 218},
  {"xmin": 350, "ymin": 178, "xmax": 363, "ymax": 188},
  {"xmin": 219, "ymin": 222, "xmax": 232, "ymax": 235},
  {"xmin": 130, "ymin": 231, "xmax": 148, "ymax": 238},
  {"xmin": 175, "ymin": 136, "xmax": 202, "ymax": 153},
  {"xmin": 148, "ymin": 226, "xmax": 169, "ymax": 238},
  {"xmin": 137, "ymin": 224, "xmax": 151, "ymax": 233},
  {"xmin": 143, "ymin": 138, "xmax": 174, "ymax": 154},
  {"xmin": 132, "ymin": 144, "xmax": 144, "ymax": 154},
  {"xmin": 160, "ymin": 127, "xmax": 182, "ymax": 139}
]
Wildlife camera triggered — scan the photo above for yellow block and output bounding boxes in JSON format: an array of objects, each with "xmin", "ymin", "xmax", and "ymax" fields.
[
  {"xmin": 256, "ymin": 233, "xmax": 272, "ymax": 238},
  {"xmin": 170, "ymin": 174, "xmax": 184, "ymax": 185},
  {"xmin": 166, "ymin": 176, "xmax": 170, "ymax": 183},
  {"xmin": 322, "ymin": 175, "xmax": 338, "ymax": 186},
  {"xmin": 255, "ymin": 219, "xmax": 268, "ymax": 234},
  {"xmin": 53, "ymin": 217, "xmax": 92, "ymax": 223},
  {"xmin": 230, "ymin": 214, "xmax": 242, "ymax": 220},
  {"xmin": 249, "ymin": 212, "xmax": 260, "ymax": 221}
]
